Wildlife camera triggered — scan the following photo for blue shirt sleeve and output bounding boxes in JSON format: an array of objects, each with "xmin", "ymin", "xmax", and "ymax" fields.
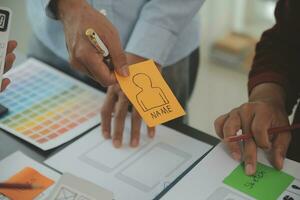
[
  {"xmin": 42, "ymin": 0, "xmax": 58, "ymax": 19},
  {"xmin": 125, "ymin": 0, "xmax": 205, "ymax": 66}
]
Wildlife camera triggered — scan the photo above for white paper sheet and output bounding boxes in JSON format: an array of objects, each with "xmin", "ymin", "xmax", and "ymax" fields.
[
  {"xmin": 161, "ymin": 143, "xmax": 300, "ymax": 200},
  {"xmin": 44, "ymin": 121, "xmax": 212, "ymax": 200},
  {"xmin": 0, "ymin": 151, "xmax": 60, "ymax": 200}
]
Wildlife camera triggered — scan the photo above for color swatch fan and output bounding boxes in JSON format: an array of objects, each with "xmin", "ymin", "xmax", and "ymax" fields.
[{"xmin": 0, "ymin": 58, "xmax": 105, "ymax": 150}]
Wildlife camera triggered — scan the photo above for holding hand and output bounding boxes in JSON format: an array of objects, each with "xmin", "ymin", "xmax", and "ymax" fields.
[
  {"xmin": 214, "ymin": 83, "xmax": 291, "ymax": 175},
  {"xmin": 57, "ymin": 0, "xmax": 129, "ymax": 86},
  {"xmin": 1, "ymin": 40, "xmax": 17, "ymax": 92},
  {"xmin": 101, "ymin": 53, "xmax": 157, "ymax": 148}
]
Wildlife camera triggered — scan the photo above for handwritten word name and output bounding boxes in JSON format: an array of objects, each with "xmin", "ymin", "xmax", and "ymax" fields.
[{"xmin": 150, "ymin": 105, "xmax": 172, "ymax": 119}]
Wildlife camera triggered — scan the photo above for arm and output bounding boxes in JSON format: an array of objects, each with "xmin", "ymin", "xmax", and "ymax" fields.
[
  {"xmin": 125, "ymin": 0, "xmax": 205, "ymax": 66},
  {"xmin": 40, "ymin": 0, "xmax": 129, "ymax": 86},
  {"xmin": 248, "ymin": 0, "xmax": 300, "ymax": 114},
  {"xmin": 214, "ymin": 0, "xmax": 300, "ymax": 175}
]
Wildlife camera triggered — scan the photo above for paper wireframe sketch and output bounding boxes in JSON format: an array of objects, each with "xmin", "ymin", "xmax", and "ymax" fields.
[
  {"xmin": 45, "ymin": 118, "xmax": 212, "ymax": 200},
  {"xmin": 47, "ymin": 173, "xmax": 113, "ymax": 200}
]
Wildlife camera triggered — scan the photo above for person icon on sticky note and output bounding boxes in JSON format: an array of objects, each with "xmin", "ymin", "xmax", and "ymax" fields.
[{"xmin": 133, "ymin": 73, "xmax": 169, "ymax": 112}]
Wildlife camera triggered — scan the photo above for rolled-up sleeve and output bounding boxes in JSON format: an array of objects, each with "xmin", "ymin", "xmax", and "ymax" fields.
[
  {"xmin": 248, "ymin": 0, "xmax": 300, "ymax": 114},
  {"xmin": 125, "ymin": 0, "xmax": 205, "ymax": 66},
  {"xmin": 41, "ymin": 0, "xmax": 57, "ymax": 19}
]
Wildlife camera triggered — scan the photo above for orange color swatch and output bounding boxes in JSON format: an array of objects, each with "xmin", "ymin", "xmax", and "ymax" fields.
[
  {"xmin": 116, "ymin": 60, "xmax": 185, "ymax": 127},
  {"xmin": 0, "ymin": 167, "xmax": 54, "ymax": 200}
]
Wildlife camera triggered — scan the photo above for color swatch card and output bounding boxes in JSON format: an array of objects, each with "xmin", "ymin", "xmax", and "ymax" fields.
[
  {"xmin": 161, "ymin": 143, "xmax": 300, "ymax": 200},
  {"xmin": 0, "ymin": 58, "xmax": 106, "ymax": 150},
  {"xmin": 115, "ymin": 60, "xmax": 185, "ymax": 127}
]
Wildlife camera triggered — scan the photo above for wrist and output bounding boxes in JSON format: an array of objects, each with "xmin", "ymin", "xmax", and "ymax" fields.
[
  {"xmin": 249, "ymin": 83, "xmax": 286, "ymax": 109},
  {"xmin": 56, "ymin": 0, "xmax": 87, "ymax": 21}
]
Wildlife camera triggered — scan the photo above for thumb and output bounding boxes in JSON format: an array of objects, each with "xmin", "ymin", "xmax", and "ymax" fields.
[
  {"xmin": 109, "ymin": 42, "xmax": 129, "ymax": 77},
  {"xmin": 115, "ymin": 61, "xmax": 129, "ymax": 77},
  {"xmin": 271, "ymin": 131, "xmax": 291, "ymax": 170}
]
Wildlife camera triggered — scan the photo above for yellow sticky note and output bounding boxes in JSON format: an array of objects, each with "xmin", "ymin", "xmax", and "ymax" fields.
[{"xmin": 115, "ymin": 60, "xmax": 185, "ymax": 127}]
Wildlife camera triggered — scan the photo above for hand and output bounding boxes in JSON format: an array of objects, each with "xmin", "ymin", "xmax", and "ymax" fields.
[
  {"xmin": 101, "ymin": 53, "xmax": 158, "ymax": 148},
  {"xmin": 214, "ymin": 83, "xmax": 290, "ymax": 175},
  {"xmin": 57, "ymin": 0, "xmax": 128, "ymax": 86},
  {"xmin": 1, "ymin": 40, "xmax": 17, "ymax": 92}
]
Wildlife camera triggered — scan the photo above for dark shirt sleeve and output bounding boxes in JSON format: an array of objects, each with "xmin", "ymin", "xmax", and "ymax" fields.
[{"xmin": 248, "ymin": 0, "xmax": 300, "ymax": 114}]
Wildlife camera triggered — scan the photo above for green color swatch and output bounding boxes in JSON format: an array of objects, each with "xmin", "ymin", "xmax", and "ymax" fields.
[{"xmin": 223, "ymin": 162, "xmax": 294, "ymax": 200}]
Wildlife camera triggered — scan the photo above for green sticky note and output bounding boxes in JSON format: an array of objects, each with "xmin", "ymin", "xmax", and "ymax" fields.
[{"xmin": 223, "ymin": 162, "xmax": 294, "ymax": 200}]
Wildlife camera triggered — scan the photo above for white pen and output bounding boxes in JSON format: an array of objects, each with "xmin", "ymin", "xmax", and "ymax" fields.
[
  {"xmin": 85, "ymin": 28, "xmax": 114, "ymax": 70},
  {"xmin": 85, "ymin": 28, "xmax": 109, "ymax": 57}
]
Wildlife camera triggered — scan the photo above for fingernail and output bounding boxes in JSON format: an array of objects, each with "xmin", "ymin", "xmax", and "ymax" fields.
[
  {"xmin": 232, "ymin": 152, "xmax": 241, "ymax": 161},
  {"xmin": 149, "ymin": 130, "xmax": 155, "ymax": 138},
  {"xmin": 121, "ymin": 65, "xmax": 129, "ymax": 76},
  {"xmin": 113, "ymin": 139, "xmax": 121, "ymax": 148},
  {"xmin": 102, "ymin": 131, "xmax": 110, "ymax": 139},
  {"xmin": 246, "ymin": 164, "xmax": 255, "ymax": 175},
  {"xmin": 278, "ymin": 156, "xmax": 284, "ymax": 168},
  {"xmin": 131, "ymin": 138, "xmax": 139, "ymax": 147}
]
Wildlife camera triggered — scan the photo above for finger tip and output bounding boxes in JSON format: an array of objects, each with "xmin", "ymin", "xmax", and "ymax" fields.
[
  {"xmin": 149, "ymin": 131, "xmax": 155, "ymax": 138},
  {"xmin": 9, "ymin": 40, "xmax": 17, "ymax": 45},
  {"xmin": 245, "ymin": 171, "xmax": 254, "ymax": 176},
  {"xmin": 245, "ymin": 164, "xmax": 256, "ymax": 176},
  {"xmin": 11, "ymin": 40, "xmax": 17, "ymax": 45},
  {"xmin": 1, "ymin": 80, "xmax": 10, "ymax": 92},
  {"xmin": 130, "ymin": 144, "xmax": 137, "ymax": 148},
  {"xmin": 102, "ymin": 130, "xmax": 111, "ymax": 139},
  {"xmin": 4, "ymin": 78, "xmax": 10, "ymax": 84},
  {"xmin": 275, "ymin": 157, "xmax": 284, "ymax": 170},
  {"xmin": 231, "ymin": 152, "xmax": 241, "ymax": 161},
  {"xmin": 8, "ymin": 40, "xmax": 17, "ymax": 50},
  {"xmin": 275, "ymin": 165, "xmax": 283, "ymax": 171},
  {"xmin": 117, "ymin": 65, "xmax": 130, "ymax": 77},
  {"xmin": 113, "ymin": 139, "xmax": 122, "ymax": 148},
  {"xmin": 121, "ymin": 71, "xmax": 129, "ymax": 77},
  {"xmin": 130, "ymin": 139, "xmax": 139, "ymax": 147}
]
